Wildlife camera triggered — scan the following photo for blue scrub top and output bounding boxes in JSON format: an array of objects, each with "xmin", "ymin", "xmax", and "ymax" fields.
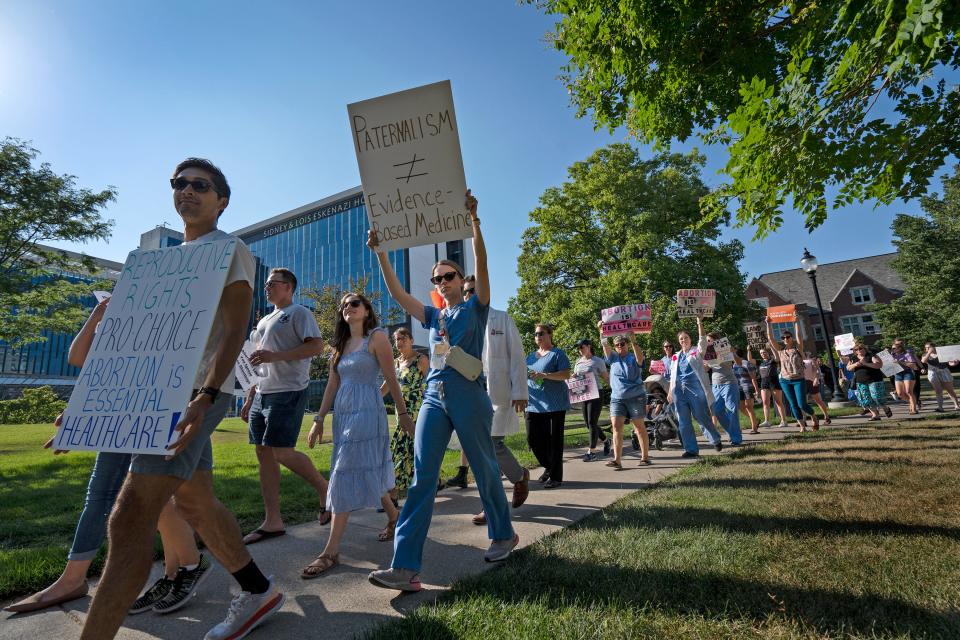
[
  {"xmin": 605, "ymin": 352, "xmax": 646, "ymax": 400},
  {"xmin": 676, "ymin": 350, "xmax": 699, "ymax": 385},
  {"xmin": 526, "ymin": 348, "xmax": 571, "ymax": 413},
  {"xmin": 422, "ymin": 295, "xmax": 489, "ymax": 384}
]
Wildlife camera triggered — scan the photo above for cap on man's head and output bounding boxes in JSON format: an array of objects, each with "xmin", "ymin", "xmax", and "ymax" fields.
[{"xmin": 575, "ymin": 339, "xmax": 593, "ymax": 348}]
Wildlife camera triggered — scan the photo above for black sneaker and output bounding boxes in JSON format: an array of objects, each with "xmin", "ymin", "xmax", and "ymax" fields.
[
  {"xmin": 130, "ymin": 576, "xmax": 174, "ymax": 614},
  {"xmin": 445, "ymin": 469, "xmax": 468, "ymax": 489},
  {"xmin": 154, "ymin": 554, "xmax": 212, "ymax": 614},
  {"xmin": 631, "ymin": 432, "xmax": 640, "ymax": 451},
  {"xmin": 602, "ymin": 439, "xmax": 611, "ymax": 456}
]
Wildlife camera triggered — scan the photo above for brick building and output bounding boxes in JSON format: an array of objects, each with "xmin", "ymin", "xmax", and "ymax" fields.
[{"xmin": 745, "ymin": 253, "xmax": 904, "ymax": 352}]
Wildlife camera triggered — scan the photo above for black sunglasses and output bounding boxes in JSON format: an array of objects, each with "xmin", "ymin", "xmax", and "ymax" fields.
[
  {"xmin": 430, "ymin": 272, "xmax": 459, "ymax": 285},
  {"xmin": 341, "ymin": 299, "xmax": 363, "ymax": 310},
  {"xmin": 170, "ymin": 177, "xmax": 217, "ymax": 194},
  {"xmin": 463, "ymin": 288, "xmax": 475, "ymax": 296},
  {"xmin": 662, "ymin": 345, "xmax": 674, "ymax": 349},
  {"xmin": 534, "ymin": 331, "xmax": 548, "ymax": 337},
  {"xmin": 614, "ymin": 341, "xmax": 628, "ymax": 347}
]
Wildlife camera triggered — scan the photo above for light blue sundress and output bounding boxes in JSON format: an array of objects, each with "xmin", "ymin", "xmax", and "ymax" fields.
[{"xmin": 327, "ymin": 328, "xmax": 395, "ymax": 513}]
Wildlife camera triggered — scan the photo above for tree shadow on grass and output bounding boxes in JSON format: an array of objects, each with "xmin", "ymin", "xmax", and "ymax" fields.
[{"xmin": 670, "ymin": 476, "xmax": 890, "ymax": 491}]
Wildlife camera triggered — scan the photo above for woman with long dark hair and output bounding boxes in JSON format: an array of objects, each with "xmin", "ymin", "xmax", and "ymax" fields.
[
  {"xmin": 380, "ymin": 327, "xmax": 428, "ymax": 499},
  {"xmin": 367, "ymin": 191, "xmax": 517, "ymax": 593},
  {"xmin": 301, "ymin": 293, "xmax": 413, "ymax": 578},
  {"xmin": 526, "ymin": 323, "xmax": 572, "ymax": 486},
  {"xmin": 574, "ymin": 338, "xmax": 609, "ymax": 461}
]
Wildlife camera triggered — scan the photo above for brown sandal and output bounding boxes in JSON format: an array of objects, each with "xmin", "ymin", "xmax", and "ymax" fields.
[
  {"xmin": 301, "ymin": 553, "xmax": 339, "ymax": 579},
  {"xmin": 377, "ymin": 519, "xmax": 398, "ymax": 542}
]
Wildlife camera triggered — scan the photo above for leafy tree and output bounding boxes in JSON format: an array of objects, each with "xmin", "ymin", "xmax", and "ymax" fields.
[
  {"xmin": 531, "ymin": 0, "xmax": 960, "ymax": 236},
  {"xmin": 0, "ymin": 386, "xmax": 66, "ymax": 424},
  {"xmin": 301, "ymin": 274, "xmax": 404, "ymax": 381},
  {"xmin": 508, "ymin": 144, "xmax": 753, "ymax": 358},
  {"xmin": 0, "ymin": 138, "xmax": 116, "ymax": 345},
  {"xmin": 872, "ymin": 164, "xmax": 960, "ymax": 346}
]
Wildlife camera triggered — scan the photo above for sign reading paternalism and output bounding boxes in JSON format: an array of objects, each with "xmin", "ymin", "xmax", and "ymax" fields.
[
  {"xmin": 54, "ymin": 239, "xmax": 235, "ymax": 455},
  {"xmin": 348, "ymin": 80, "xmax": 470, "ymax": 252}
]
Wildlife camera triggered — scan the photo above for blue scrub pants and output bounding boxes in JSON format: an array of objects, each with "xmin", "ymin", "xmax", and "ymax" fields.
[
  {"xmin": 673, "ymin": 380, "xmax": 722, "ymax": 454},
  {"xmin": 392, "ymin": 377, "xmax": 514, "ymax": 572},
  {"xmin": 712, "ymin": 383, "xmax": 743, "ymax": 445},
  {"xmin": 69, "ymin": 452, "xmax": 130, "ymax": 560},
  {"xmin": 779, "ymin": 377, "xmax": 813, "ymax": 421}
]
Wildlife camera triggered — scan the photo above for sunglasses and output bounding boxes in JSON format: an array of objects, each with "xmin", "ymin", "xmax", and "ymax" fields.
[
  {"xmin": 264, "ymin": 280, "xmax": 289, "ymax": 288},
  {"xmin": 534, "ymin": 331, "xmax": 549, "ymax": 337},
  {"xmin": 614, "ymin": 341, "xmax": 628, "ymax": 347},
  {"xmin": 170, "ymin": 177, "xmax": 217, "ymax": 194},
  {"xmin": 341, "ymin": 299, "xmax": 363, "ymax": 310},
  {"xmin": 430, "ymin": 272, "xmax": 459, "ymax": 285},
  {"xmin": 783, "ymin": 335, "xmax": 794, "ymax": 339},
  {"xmin": 463, "ymin": 288, "xmax": 475, "ymax": 296},
  {"xmin": 662, "ymin": 345, "xmax": 673, "ymax": 349}
]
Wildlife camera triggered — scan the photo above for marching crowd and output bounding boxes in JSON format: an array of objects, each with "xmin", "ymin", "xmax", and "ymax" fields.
[{"xmin": 4, "ymin": 158, "xmax": 959, "ymax": 640}]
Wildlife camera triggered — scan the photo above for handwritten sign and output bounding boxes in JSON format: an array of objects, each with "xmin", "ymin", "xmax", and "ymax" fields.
[
  {"xmin": 677, "ymin": 289, "xmax": 715, "ymax": 317},
  {"xmin": 744, "ymin": 322, "xmax": 766, "ymax": 350},
  {"xmin": 54, "ymin": 239, "xmax": 235, "ymax": 454},
  {"xmin": 566, "ymin": 373, "xmax": 600, "ymax": 404},
  {"xmin": 600, "ymin": 304, "xmax": 652, "ymax": 336},
  {"xmin": 934, "ymin": 344, "xmax": 960, "ymax": 362},
  {"xmin": 348, "ymin": 80, "xmax": 470, "ymax": 252},
  {"xmin": 235, "ymin": 340, "xmax": 263, "ymax": 392},
  {"xmin": 767, "ymin": 304, "xmax": 797, "ymax": 323},
  {"xmin": 649, "ymin": 359, "xmax": 666, "ymax": 376},
  {"xmin": 93, "ymin": 290, "xmax": 112, "ymax": 303},
  {"xmin": 834, "ymin": 333, "xmax": 855, "ymax": 354},
  {"xmin": 703, "ymin": 337, "xmax": 734, "ymax": 365},
  {"xmin": 876, "ymin": 349, "xmax": 904, "ymax": 377}
]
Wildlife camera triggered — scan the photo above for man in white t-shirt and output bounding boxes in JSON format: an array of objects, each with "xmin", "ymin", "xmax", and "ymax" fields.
[
  {"xmin": 239, "ymin": 268, "xmax": 328, "ymax": 544},
  {"xmin": 80, "ymin": 159, "xmax": 283, "ymax": 640}
]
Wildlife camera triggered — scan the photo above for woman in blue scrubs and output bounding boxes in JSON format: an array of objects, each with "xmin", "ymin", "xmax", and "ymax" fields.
[{"xmin": 667, "ymin": 314, "xmax": 724, "ymax": 457}]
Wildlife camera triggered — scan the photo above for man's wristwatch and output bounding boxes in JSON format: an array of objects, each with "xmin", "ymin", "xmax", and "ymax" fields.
[{"xmin": 196, "ymin": 386, "xmax": 219, "ymax": 402}]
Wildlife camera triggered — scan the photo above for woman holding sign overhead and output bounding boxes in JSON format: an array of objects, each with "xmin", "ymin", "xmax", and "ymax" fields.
[
  {"xmin": 598, "ymin": 326, "xmax": 651, "ymax": 467},
  {"xmin": 765, "ymin": 319, "xmax": 819, "ymax": 432},
  {"xmin": 667, "ymin": 315, "xmax": 725, "ymax": 457},
  {"xmin": 367, "ymin": 191, "xmax": 517, "ymax": 594}
]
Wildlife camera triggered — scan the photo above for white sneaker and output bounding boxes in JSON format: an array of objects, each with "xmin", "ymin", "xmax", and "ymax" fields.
[
  {"xmin": 484, "ymin": 533, "xmax": 520, "ymax": 562},
  {"xmin": 204, "ymin": 576, "xmax": 284, "ymax": 640},
  {"xmin": 368, "ymin": 567, "xmax": 422, "ymax": 592},
  {"xmin": 758, "ymin": 421, "xmax": 771, "ymax": 428}
]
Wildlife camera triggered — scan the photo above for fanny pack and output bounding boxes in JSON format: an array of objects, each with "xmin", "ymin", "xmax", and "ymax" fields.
[{"xmin": 437, "ymin": 312, "xmax": 483, "ymax": 381}]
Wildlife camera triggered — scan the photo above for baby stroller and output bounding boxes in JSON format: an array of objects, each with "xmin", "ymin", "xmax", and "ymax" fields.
[{"xmin": 644, "ymin": 375, "xmax": 682, "ymax": 451}]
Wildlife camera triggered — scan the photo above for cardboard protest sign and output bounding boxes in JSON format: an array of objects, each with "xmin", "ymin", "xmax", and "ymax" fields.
[
  {"xmin": 767, "ymin": 304, "xmax": 797, "ymax": 323},
  {"xmin": 93, "ymin": 290, "xmax": 112, "ymax": 303},
  {"xmin": 600, "ymin": 304, "xmax": 652, "ymax": 336},
  {"xmin": 677, "ymin": 289, "xmax": 716, "ymax": 318},
  {"xmin": 235, "ymin": 340, "xmax": 263, "ymax": 392},
  {"xmin": 566, "ymin": 372, "xmax": 600, "ymax": 404},
  {"xmin": 876, "ymin": 349, "xmax": 904, "ymax": 377},
  {"xmin": 348, "ymin": 80, "xmax": 470, "ymax": 252},
  {"xmin": 934, "ymin": 344, "xmax": 960, "ymax": 362},
  {"xmin": 54, "ymin": 239, "xmax": 235, "ymax": 455},
  {"xmin": 649, "ymin": 359, "xmax": 666, "ymax": 376},
  {"xmin": 703, "ymin": 337, "xmax": 734, "ymax": 365},
  {"xmin": 744, "ymin": 322, "xmax": 766, "ymax": 350},
  {"xmin": 834, "ymin": 333, "xmax": 856, "ymax": 355}
]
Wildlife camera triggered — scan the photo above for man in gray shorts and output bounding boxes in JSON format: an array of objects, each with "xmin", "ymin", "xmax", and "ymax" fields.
[
  {"xmin": 80, "ymin": 159, "xmax": 283, "ymax": 640},
  {"xmin": 240, "ymin": 267, "xmax": 328, "ymax": 543}
]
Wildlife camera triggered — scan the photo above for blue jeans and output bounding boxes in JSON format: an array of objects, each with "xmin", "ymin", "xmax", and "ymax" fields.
[
  {"xmin": 68, "ymin": 452, "xmax": 131, "ymax": 561},
  {"xmin": 712, "ymin": 383, "xmax": 743, "ymax": 444},
  {"xmin": 779, "ymin": 377, "xmax": 813, "ymax": 421},
  {"xmin": 673, "ymin": 380, "xmax": 722, "ymax": 454},
  {"xmin": 392, "ymin": 377, "xmax": 514, "ymax": 572}
]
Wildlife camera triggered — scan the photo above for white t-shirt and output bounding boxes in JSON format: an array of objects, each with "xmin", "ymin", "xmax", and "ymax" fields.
[
  {"xmin": 253, "ymin": 303, "xmax": 321, "ymax": 394},
  {"xmin": 190, "ymin": 229, "xmax": 256, "ymax": 392}
]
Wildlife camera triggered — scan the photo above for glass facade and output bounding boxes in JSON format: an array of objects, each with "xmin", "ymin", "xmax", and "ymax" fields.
[{"xmin": 239, "ymin": 194, "xmax": 409, "ymax": 325}]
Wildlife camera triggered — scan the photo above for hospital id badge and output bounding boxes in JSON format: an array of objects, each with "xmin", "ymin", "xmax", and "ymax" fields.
[{"xmin": 431, "ymin": 341, "xmax": 449, "ymax": 370}]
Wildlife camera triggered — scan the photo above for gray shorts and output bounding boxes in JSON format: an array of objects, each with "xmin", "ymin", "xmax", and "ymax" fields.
[{"xmin": 130, "ymin": 392, "xmax": 232, "ymax": 480}]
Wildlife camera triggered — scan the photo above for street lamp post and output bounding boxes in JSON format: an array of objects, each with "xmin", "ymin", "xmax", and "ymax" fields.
[{"xmin": 800, "ymin": 248, "xmax": 847, "ymax": 404}]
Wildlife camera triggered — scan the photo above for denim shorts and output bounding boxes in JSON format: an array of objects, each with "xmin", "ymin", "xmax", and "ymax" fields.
[
  {"xmin": 249, "ymin": 388, "xmax": 309, "ymax": 447},
  {"xmin": 130, "ymin": 392, "xmax": 231, "ymax": 481},
  {"xmin": 610, "ymin": 395, "xmax": 647, "ymax": 420},
  {"xmin": 894, "ymin": 370, "xmax": 915, "ymax": 382}
]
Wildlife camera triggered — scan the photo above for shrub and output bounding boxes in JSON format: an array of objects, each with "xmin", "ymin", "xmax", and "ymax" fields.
[{"xmin": 0, "ymin": 386, "xmax": 66, "ymax": 424}]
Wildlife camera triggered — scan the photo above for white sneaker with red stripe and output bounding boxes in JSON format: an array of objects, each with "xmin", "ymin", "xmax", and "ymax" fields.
[{"xmin": 204, "ymin": 576, "xmax": 284, "ymax": 640}]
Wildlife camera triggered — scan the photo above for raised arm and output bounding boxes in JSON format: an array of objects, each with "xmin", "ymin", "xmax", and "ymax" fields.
[
  {"xmin": 597, "ymin": 322, "xmax": 612, "ymax": 358},
  {"xmin": 465, "ymin": 190, "xmax": 490, "ymax": 306},
  {"xmin": 794, "ymin": 320, "xmax": 805, "ymax": 353},
  {"xmin": 696, "ymin": 314, "xmax": 709, "ymax": 353},
  {"xmin": 630, "ymin": 340, "xmax": 644, "ymax": 365},
  {"xmin": 368, "ymin": 230, "xmax": 425, "ymax": 323},
  {"xmin": 765, "ymin": 317, "xmax": 781, "ymax": 354}
]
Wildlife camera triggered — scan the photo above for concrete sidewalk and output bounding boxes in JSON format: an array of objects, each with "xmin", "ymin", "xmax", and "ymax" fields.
[{"xmin": 0, "ymin": 403, "xmax": 945, "ymax": 640}]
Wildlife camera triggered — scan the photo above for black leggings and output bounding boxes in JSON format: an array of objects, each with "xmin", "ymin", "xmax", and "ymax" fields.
[
  {"xmin": 526, "ymin": 410, "xmax": 567, "ymax": 482},
  {"xmin": 582, "ymin": 398, "xmax": 606, "ymax": 448}
]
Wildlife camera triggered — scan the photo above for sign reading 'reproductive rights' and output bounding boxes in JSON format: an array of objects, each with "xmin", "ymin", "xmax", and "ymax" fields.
[{"xmin": 348, "ymin": 80, "xmax": 471, "ymax": 252}]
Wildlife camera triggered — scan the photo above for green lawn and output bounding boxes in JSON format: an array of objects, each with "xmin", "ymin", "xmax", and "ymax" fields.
[{"xmin": 362, "ymin": 416, "xmax": 960, "ymax": 640}]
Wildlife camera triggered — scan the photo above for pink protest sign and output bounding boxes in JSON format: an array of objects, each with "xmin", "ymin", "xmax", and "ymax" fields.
[
  {"xmin": 600, "ymin": 304, "xmax": 652, "ymax": 336},
  {"xmin": 677, "ymin": 289, "xmax": 716, "ymax": 318},
  {"xmin": 649, "ymin": 359, "xmax": 666, "ymax": 375},
  {"xmin": 566, "ymin": 372, "xmax": 600, "ymax": 404}
]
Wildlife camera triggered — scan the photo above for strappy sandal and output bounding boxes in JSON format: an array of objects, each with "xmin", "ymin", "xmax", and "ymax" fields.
[
  {"xmin": 378, "ymin": 519, "xmax": 398, "ymax": 542},
  {"xmin": 301, "ymin": 553, "xmax": 339, "ymax": 579},
  {"xmin": 605, "ymin": 460, "xmax": 622, "ymax": 470}
]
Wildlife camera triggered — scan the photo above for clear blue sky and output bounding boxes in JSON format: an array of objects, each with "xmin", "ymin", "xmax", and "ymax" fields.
[{"xmin": 1, "ymin": 1, "xmax": 934, "ymax": 310}]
